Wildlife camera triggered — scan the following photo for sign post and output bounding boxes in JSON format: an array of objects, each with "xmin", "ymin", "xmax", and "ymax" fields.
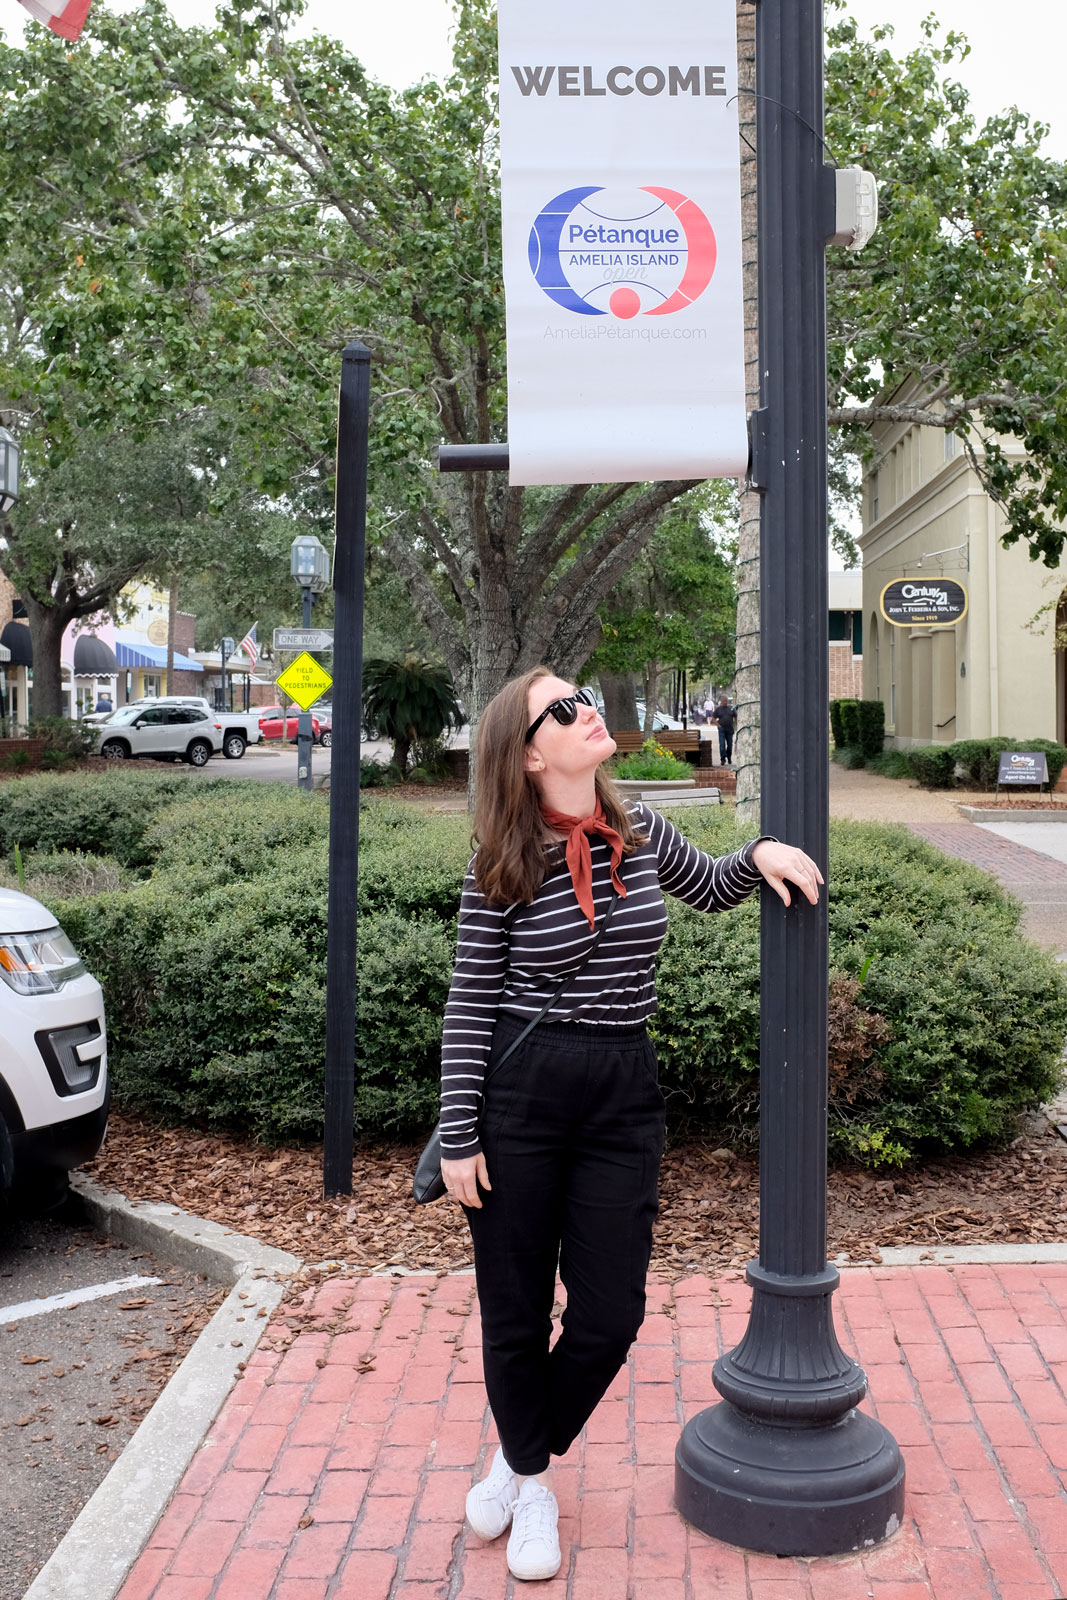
[{"xmin": 322, "ymin": 343, "xmax": 370, "ymax": 1199}]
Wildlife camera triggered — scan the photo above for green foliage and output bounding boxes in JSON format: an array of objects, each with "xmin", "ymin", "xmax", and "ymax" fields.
[
  {"xmin": 7, "ymin": 776, "xmax": 1056, "ymax": 1163},
  {"xmin": 829, "ymin": 700, "xmax": 846, "ymax": 749},
  {"xmin": 0, "ymin": 768, "xmax": 223, "ymax": 866},
  {"xmin": 832, "ymin": 745, "xmax": 867, "ymax": 770},
  {"xmin": 360, "ymin": 757, "xmax": 402, "ymax": 789},
  {"xmin": 856, "ymin": 701, "xmax": 886, "ymax": 760},
  {"xmin": 361, "ymin": 654, "xmax": 462, "ymax": 776},
  {"xmin": 26, "ymin": 716, "xmax": 98, "ymax": 760},
  {"xmin": 826, "ymin": 7, "xmax": 1067, "ymax": 568},
  {"xmin": 613, "ymin": 741, "xmax": 692, "ymax": 781},
  {"xmin": 868, "ymin": 750, "xmax": 912, "ymax": 780},
  {"xmin": 0, "ymin": 849, "xmax": 128, "ymax": 899},
  {"xmin": 907, "ymin": 745, "xmax": 957, "ymax": 789},
  {"xmin": 837, "ymin": 699, "xmax": 860, "ymax": 747}
]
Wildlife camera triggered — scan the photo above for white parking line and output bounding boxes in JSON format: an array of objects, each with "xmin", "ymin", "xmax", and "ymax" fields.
[{"xmin": 0, "ymin": 1274, "xmax": 162, "ymax": 1323}]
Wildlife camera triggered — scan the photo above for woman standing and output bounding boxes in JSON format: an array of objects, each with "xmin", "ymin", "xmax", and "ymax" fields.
[{"xmin": 438, "ymin": 667, "xmax": 822, "ymax": 1582}]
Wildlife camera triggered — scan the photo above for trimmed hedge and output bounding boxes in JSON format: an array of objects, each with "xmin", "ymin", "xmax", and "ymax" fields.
[
  {"xmin": 9, "ymin": 772, "xmax": 1060, "ymax": 1166},
  {"xmin": 830, "ymin": 699, "xmax": 885, "ymax": 760}
]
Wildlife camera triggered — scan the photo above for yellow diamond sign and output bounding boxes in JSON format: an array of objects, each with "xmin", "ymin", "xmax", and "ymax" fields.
[{"xmin": 276, "ymin": 651, "xmax": 333, "ymax": 711}]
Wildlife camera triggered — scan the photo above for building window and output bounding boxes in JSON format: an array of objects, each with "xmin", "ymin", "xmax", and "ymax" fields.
[
  {"xmin": 889, "ymin": 630, "xmax": 896, "ymax": 725},
  {"xmin": 944, "ymin": 430, "xmax": 958, "ymax": 460},
  {"xmin": 143, "ymin": 673, "xmax": 159, "ymax": 697},
  {"xmin": 852, "ymin": 613, "xmax": 862, "ymax": 655},
  {"xmin": 828, "ymin": 611, "xmax": 850, "ymax": 642},
  {"xmin": 871, "ymin": 472, "xmax": 879, "ymax": 522}
]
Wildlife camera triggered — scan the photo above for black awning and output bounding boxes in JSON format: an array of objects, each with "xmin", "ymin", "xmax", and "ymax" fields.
[
  {"xmin": 0, "ymin": 621, "xmax": 32, "ymax": 666},
  {"xmin": 73, "ymin": 634, "xmax": 118, "ymax": 677}
]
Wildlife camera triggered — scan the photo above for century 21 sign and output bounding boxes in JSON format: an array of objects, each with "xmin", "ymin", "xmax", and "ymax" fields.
[{"xmin": 879, "ymin": 579, "xmax": 968, "ymax": 629}]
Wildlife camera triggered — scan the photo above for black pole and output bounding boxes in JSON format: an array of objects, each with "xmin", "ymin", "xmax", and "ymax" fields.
[
  {"xmin": 674, "ymin": 0, "xmax": 904, "ymax": 1554},
  {"xmin": 323, "ymin": 342, "xmax": 370, "ymax": 1198},
  {"xmin": 296, "ymin": 588, "xmax": 314, "ymax": 791}
]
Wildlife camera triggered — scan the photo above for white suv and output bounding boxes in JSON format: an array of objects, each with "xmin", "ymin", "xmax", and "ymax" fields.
[
  {"xmin": 0, "ymin": 888, "xmax": 108, "ymax": 1209},
  {"xmin": 94, "ymin": 704, "xmax": 223, "ymax": 765},
  {"xmin": 126, "ymin": 696, "xmax": 264, "ymax": 760}
]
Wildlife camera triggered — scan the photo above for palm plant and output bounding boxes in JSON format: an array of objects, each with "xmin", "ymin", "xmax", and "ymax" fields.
[{"xmin": 361, "ymin": 653, "xmax": 463, "ymax": 777}]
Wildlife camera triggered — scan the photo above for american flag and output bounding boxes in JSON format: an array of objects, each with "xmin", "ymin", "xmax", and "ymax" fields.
[
  {"xmin": 18, "ymin": 0, "xmax": 92, "ymax": 41},
  {"xmin": 239, "ymin": 623, "xmax": 259, "ymax": 670}
]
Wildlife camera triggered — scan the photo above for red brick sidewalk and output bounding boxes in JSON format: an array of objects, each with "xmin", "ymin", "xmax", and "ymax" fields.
[
  {"xmin": 909, "ymin": 825, "xmax": 1067, "ymax": 886},
  {"xmin": 114, "ymin": 1263, "xmax": 1067, "ymax": 1600}
]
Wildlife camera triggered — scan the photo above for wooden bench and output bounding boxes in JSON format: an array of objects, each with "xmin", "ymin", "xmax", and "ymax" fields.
[{"xmin": 611, "ymin": 728, "xmax": 714, "ymax": 767}]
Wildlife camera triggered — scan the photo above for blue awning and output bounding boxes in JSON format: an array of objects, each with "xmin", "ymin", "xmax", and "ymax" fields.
[{"xmin": 115, "ymin": 642, "xmax": 203, "ymax": 673}]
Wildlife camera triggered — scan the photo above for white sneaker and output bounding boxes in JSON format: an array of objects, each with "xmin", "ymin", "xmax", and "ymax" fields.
[
  {"xmin": 506, "ymin": 1477, "xmax": 562, "ymax": 1581},
  {"xmin": 465, "ymin": 1444, "xmax": 520, "ymax": 1540}
]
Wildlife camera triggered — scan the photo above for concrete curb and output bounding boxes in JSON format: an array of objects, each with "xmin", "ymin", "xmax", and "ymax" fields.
[
  {"xmin": 23, "ymin": 1178, "xmax": 301, "ymax": 1600},
  {"xmin": 958, "ymin": 805, "xmax": 1067, "ymax": 822}
]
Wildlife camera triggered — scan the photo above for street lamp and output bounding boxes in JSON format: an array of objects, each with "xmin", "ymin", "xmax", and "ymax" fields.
[
  {"xmin": 0, "ymin": 426, "xmax": 21, "ymax": 515},
  {"xmin": 290, "ymin": 534, "xmax": 331, "ymax": 790}
]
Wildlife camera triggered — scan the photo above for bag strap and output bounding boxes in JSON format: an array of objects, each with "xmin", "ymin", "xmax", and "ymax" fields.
[{"xmin": 492, "ymin": 887, "xmax": 622, "ymax": 1074}]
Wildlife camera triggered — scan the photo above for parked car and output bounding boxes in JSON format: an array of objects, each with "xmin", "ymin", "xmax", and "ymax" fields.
[
  {"xmin": 633, "ymin": 703, "xmax": 687, "ymax": 731},
  {"xmin": 256, "ymin": 705, "xmax": 323, "ymax": 743},
  {"xmin": 312, "ymin": 703, "xmax": 333, "ymax": 748},
  {"xmin": 127, "ymin": 695, "xmax": 264, "ymax": 760},
  {"xmin": 0, "ymin": 887, "xmax": 108, "ymax": 1211},
  {"xmin": 93, "ymin": 705, "xmax": 223, "ymax": 766}
]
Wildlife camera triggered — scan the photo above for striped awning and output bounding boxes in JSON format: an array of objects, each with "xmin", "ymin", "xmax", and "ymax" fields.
[{"xmin": 114, "ymin": 642, "xmax": 203, "ymax": 673}]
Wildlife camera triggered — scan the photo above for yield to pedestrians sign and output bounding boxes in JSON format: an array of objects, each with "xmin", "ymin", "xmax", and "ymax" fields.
[{"xmin": 276, "ymin": 651, "xmax": 333, "ymax": 711}]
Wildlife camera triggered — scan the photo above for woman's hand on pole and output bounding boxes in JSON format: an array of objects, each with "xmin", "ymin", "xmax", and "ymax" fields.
[
  {"xmin": 750, "ymin": 840, "xmax": 824, "ymax": 907},
  {"xmin": 440, "ymin": 1153, "xmax": 491, "ymax": 1208}
]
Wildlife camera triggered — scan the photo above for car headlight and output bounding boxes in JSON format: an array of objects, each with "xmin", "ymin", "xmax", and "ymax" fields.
[{"xmin": 0, "ymin": 927, "xmax": 87, "ymax": 995}]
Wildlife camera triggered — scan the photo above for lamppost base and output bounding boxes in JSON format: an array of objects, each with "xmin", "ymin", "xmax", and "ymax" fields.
[{"xmin": 675, "ymin": 1400, "xmax": 905, "ymax": 1557}]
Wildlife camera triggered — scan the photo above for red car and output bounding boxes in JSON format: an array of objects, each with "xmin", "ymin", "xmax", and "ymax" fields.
[{"xmin": 257, "ymin": 705, "xmax": 323, "ymax": 743}]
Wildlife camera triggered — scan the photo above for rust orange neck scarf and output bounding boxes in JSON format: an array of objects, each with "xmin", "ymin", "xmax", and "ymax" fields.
[{"xmin": 540, "ymin": 799, "xmax": 627, "ymax": 929}]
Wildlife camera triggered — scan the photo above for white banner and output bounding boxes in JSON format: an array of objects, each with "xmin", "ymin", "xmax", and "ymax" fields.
[{"xmin": 497, "ymin": 0, "xmax": 747, "ymax": 487}]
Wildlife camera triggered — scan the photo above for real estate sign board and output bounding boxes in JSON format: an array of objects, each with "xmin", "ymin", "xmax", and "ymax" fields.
[{"xmin": 879, "ymin": 578, "xmax": 968, "ymax": 628}]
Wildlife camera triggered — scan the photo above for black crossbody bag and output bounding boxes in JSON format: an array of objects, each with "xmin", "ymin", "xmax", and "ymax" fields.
[{"xmin": 412, "ymin": 885, "xmax": 622, "ymax": 1204}]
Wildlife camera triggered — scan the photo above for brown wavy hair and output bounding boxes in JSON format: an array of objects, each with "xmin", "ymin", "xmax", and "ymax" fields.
[{"xmin": 472, "ymin": 665, "xmax": 646, "ymax": 906}]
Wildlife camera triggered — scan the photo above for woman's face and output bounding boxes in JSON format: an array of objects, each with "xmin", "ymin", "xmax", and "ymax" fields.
[{"xmin": 523, "ymin": 674, "xmax": 615, "ymax": 786}]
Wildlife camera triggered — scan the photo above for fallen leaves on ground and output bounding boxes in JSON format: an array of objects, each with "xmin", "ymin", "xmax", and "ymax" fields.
[{"xmin": 83, "ymin": 1109, "xmax": 1067, "ymax": 1282}]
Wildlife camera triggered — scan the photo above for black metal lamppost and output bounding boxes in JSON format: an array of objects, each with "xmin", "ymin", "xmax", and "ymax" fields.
[{"xmin": 672, "ymin": 0, "xmax": 903, "ymax": 1555}]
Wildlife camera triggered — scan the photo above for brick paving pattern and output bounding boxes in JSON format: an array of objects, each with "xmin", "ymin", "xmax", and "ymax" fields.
[
  {"xmin": 909, "ymin": 825, "xmax": 1067, "ymax": 886},
  {"xmin": 115, "ymin": 1263, "xmax": 1067, "ymax": 1600}
]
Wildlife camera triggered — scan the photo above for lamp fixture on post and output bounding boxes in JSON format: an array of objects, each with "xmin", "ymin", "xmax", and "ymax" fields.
[
  {"xmin": 0, "ymin": 426, "xmax": 20, "ymax": 515},
  {"xmin": 290, "ymin": 535, "xmax": 332, "ymax": 791},
  {"xmin": 290, "ymin": 534, "xmax": 332, "ymax": 594}
]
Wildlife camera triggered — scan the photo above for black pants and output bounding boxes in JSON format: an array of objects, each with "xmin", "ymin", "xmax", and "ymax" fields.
[
  {"xmin": 463, "ymin": 1013, "xmax": 666, "ymax": 1476},
  {"xmin": 718, "ymin": 726, "xmax": 733, "ymax": 763}
]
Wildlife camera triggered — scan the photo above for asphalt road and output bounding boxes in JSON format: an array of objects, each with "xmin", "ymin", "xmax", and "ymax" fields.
[{"xmin": 0, "ymin": 1197, "xmax": 225, "ymax": 1600}]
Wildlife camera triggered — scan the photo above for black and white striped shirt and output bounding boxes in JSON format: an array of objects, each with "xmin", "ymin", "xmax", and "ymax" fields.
[{"xmin": 438, "ymin": 802, "xmax": 766, "ymax": 1158}]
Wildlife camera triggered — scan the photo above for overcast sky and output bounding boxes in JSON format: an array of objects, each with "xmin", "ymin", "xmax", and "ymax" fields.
[{"xmin": 4, "ymin": 1, "xmax": 1064, "ymax": 154}]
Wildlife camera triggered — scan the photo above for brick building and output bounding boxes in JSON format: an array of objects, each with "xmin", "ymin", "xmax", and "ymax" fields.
[{"xmin": 828, "ymin": 570, "xmax": 863, "ymax": 700}]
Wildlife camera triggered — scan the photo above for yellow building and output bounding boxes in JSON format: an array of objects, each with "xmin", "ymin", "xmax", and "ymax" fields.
[{"xmin": 860, "ymin": 387, "xmax": 1067, "ymax": 749}]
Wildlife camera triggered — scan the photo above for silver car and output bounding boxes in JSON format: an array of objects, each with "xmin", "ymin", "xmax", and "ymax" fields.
[{"xmin": 94, "ymin": 705, "xmax": 223, "ymax": 766}]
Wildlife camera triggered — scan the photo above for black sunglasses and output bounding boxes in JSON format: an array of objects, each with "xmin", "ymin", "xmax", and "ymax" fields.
[{"xmin": 525, "ymin": 686, "xmax": 599, "ymax": 743}]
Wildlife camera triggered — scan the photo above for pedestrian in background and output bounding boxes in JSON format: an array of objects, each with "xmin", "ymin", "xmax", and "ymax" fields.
[
  {"xmin": 437, "ymin": 665, "xmax": 822, "ymax": 1582},
  {"xmin": 712, "ymin": 695, "xmax": 737, "ymax": 764}
]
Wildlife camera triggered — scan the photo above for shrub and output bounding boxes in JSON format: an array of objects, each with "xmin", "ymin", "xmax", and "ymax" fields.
[
  {"xmin": 868, "ymin": 750, "xmax": 912, "ymax": 780},
  {"xmin": 26, "ymin": 716, "xmax": 98, "ymax": 761},
  {"xmin": 614, "ymin": 740, "xmax": 691, "ymax": 780},
  {"xmin": 361, "ymin": 756, "xmax": 402, "ymax": 788},
  {"xmin": 0, "ymin": 849, "xmax": 128, "ymax": 899},
  {"xmin": 829, "ymin": 700, "xmax": 845, "ymax": 749},
  {"xmin": 832, "ymin": 746, "xmax": 866, "ymax": 770},
  {"xmin": 856, "ymin": 701, "xmax": 885, "ymax": 760},
  {"xmin": 907, "ymin": 745, "xmax": 957, "ymax": 789},
  {"xmin": 837, "ymin": 698, "xmax": 860, "ymax": 747},
  {"xmin": 41, "ymin": 785, "xmax": 1067, "ymax": 1164},
  {"xmin": 361, "ymin": 654, "xmax": 462, "ymax": 776},
  {"xmin": 408, "ymin": 737, "xmax": 451, "ymax": 781},
  {"xmin": 0, "ymin": 769, "xmax": 220, "ymax": 866}
]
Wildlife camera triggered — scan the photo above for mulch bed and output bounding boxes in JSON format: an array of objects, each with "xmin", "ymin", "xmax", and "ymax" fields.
[{"xmin": 84, "ymin": 1109, "xmax": 1067, "ymax": 1286}]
